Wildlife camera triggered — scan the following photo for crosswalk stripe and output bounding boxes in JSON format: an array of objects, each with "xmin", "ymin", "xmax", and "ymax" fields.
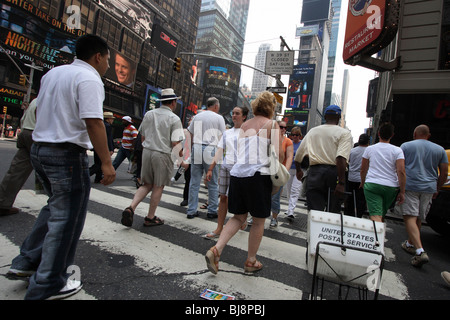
[{"xmin": 5, "ymin": 184, "xmax": 409, "ymax": 300}]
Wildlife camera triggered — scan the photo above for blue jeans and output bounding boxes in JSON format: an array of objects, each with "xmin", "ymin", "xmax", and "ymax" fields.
[
  {"xmin": 271, "ymin": 186, "xmax": 283, "ymax": 214},
  {"xmin": 113, "ymin": 146, "xmax": 132, "ymax": 169},
  {"xmin": 187, "ymin": 144, "xmax": 219, "ymax": 215},
  {"xmin": 11, "ymin": 144, "xmax": 90, "ymax": 300}
]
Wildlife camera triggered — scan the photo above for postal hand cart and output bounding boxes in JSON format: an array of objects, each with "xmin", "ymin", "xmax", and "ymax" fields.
[{"xmin": 306, "ymin": 191, "xmax": 385, "ymax": 300}]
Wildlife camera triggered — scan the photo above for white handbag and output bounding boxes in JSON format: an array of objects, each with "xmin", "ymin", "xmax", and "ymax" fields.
[{"xmin": 268, "ymin": 121, "xmax": 290, "ymax": 187}]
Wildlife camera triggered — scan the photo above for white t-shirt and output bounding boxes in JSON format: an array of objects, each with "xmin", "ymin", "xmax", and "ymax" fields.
[
  {"xmin": 33, "ymin": 59, "xmax": 104, "ymax": 150},
  {"xmin": 363, "ymin": 142, "xmax": 405, "ymax": 187},
  {"xmin": 187, "ymin": 110, "xmax": 226, "ymax": 146}
]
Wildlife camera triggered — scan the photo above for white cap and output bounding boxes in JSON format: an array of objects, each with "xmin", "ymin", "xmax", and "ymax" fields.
[{"xmin": 122, "ymin": 116, "xmax": 132, "ymax": 123}]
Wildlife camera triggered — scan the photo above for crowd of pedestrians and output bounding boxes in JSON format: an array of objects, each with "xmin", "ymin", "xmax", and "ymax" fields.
[{"xmin": 0, "ymin": 34, "xmax": 448, "ymax": 300}]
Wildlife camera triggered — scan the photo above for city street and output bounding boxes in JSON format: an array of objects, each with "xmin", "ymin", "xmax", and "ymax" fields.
[{"xmin": 0, "ymin": 139, "xmax": 449, "ymax": 303}]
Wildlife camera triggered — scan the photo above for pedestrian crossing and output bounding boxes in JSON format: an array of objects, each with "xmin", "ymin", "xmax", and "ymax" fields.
[{"xmin": 0, "ymin": 179, "xmax": 410, "ymax": 300}]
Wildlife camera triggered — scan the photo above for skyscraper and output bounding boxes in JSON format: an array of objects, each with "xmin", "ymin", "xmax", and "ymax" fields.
[
  {"xmin": 251, "ymin": 44, "xmax": 274, "ymax": 95},
  {"xmin": 195, "ymin": 0, "xmax": 250, "ymax": 123}
]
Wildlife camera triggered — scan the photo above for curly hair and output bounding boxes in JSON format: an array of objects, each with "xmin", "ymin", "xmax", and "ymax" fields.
[{"xmin": 251, "ymin": 91, "xmax": 276, "ymax": 119}]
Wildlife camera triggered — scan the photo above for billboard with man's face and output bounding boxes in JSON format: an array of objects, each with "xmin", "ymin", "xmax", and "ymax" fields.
[{"xmin": 104, "ymin": 49, "xmax": 137, "ymax": 89}]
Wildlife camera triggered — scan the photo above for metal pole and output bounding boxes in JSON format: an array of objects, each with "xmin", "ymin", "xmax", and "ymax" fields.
[{"xmin": 22, "ymin": 62, "xmax": 43, "ymax": 104}]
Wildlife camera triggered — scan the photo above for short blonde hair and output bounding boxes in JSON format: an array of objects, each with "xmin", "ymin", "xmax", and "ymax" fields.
[{"xmin": 251, "ymin": 91, "xmax": 276, "ymax": 119}]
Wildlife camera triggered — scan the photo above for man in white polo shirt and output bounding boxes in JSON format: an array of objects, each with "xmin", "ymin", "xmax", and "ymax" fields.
[
  {"xmin": 186, "ymin": 97, "xmax": 226, "ymax": 219},
  {"xmin": 7, "ymin": 35, "xmax": 115, "ymax": 300}
]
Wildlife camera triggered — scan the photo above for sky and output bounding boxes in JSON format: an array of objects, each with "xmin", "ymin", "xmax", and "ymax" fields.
[{"xmin": 239, "ymin": 0, "xmax": 375, "ymax": 141}]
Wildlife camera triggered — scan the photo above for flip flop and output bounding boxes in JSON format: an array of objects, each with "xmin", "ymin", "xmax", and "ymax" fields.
[
  {"xmin": 205, "ymin": 246, "xmax": 220, "ymax": 274},
  {"xmin": 244, "ymin": 259, "xmax": 263, "ymax": 273},
  {"xmin": 203, "ymin": 232, "xmax": 220, "ymax": 240},
  {"xmin": 121, "ymin": 207, "xmax": 134, "ymax": 227},
  {"xmin": 200, "ymin": 202, "xmax": 208, "ymax": 210}
]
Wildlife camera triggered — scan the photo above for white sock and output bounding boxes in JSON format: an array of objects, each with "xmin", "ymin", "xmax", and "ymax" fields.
[
  {"xmin": 406, "ymin": 241, "xmax": 414, "ymax": 248},
  {"xmin": 416, "ymin": 248, "xmax": 424, "ymax": 255}
]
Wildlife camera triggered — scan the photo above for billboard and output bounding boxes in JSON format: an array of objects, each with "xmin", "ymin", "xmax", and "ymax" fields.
[
  {"xmin": 286, "ymin": 64, "xmax": 315, "ymax": 110},
  {"xmin": 104, "ymin": 49, "xmax": 137, "ymax": 89},
  {"xmin": 202, "ymin": 58, "xmax": 241, "ymax": 125},
  {"xmin": 0, "ymin": 3, "xmax": 79, "ymax": 70},
  {"xmin": 150, "ymin": 24, "xmax": 179, "ymax": 60},
  {"xmin": 284, "ymin": 110, "xmax": 309, "ymax": 137},
  {"xmin": 96, "ymin": 0, "xmax": 154, "ymax": 40},
  {"xmin": 343, "ymin": 0, "xmax": 399, "ymax": 62},
  {"xmin": 301, "ymin": 0, "xmax": 331, "ymax": 24}
]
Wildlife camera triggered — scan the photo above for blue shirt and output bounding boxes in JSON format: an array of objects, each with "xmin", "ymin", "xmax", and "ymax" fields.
[
  {"xmin": 291, "ymin": 141, "xmax": 301, "ymax": 170},
  {"xmin": 401, "ymin": 139, "xmax": 448, "ymax": 193}
]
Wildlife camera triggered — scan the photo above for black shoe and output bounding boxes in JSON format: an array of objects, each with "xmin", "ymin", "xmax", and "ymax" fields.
[
  {"xmin": 180, "ymin": 199, "xmax": 188, "ymax": 206},
  {"xmin": 207, "ymin": 212, "xmax": 218, "ymax": 219},
  {"xmin": 187, "ymin": 212, "xmax": 199, "ymax": 219}
]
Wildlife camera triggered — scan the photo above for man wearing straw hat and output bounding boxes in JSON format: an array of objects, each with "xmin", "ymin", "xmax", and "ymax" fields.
[{"xmin": 121, "ymin": 88, "xmax": 184, "ymax": 227}]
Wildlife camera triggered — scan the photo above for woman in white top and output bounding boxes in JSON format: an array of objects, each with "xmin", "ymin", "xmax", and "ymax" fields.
[
  {"xmin": 204, "ymin": 106, "xmax": 249, "ymax": 239},
  {"xmin": 205, "ymin": 91, "xmax": 283, "ymax": 274},
  {"xmin": 360, "ymin": 123, "xmax": 406, "ymax": 222}
]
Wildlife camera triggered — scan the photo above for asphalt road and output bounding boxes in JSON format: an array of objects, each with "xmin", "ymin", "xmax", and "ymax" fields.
[{"xmin": 0, "ymin": 139, "xmax": 449, "ymax": 308}]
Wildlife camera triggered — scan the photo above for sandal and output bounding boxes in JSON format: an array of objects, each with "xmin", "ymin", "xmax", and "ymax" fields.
[
  {"xmin": 143, "ymin": 216, "xmax": 164, "ymax": 227},
  {"xmin": 121, "ymin": 207, "xmax": 134, "ymax": 227},
  {"xmin": 203, "ymin": 231, "xmax": 220, "ymax": 240},
  {"xmin": 205, "ymin": 246, "xmax": 220, "ymax": 274},
  {"xmin": 244, "ymin": 259, "xmax": 263, "ymax": 273},
  {"xmin": 200, "ymin": 202, "xmax": 208, "ymax": 210}
]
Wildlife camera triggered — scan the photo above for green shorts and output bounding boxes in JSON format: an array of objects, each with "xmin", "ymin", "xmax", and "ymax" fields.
[{"xmin": 363, "ymin": 182, "xmax": 399, "ymax": 217}]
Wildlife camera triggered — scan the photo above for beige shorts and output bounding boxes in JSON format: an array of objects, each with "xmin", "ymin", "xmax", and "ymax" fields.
[
  {"xmin": 141, "ymin": 149, "xmax": 173, "ymax": 187},
  {"xmin": 395, "ymin": 190, "xmax": 433, "ymax": 220}
]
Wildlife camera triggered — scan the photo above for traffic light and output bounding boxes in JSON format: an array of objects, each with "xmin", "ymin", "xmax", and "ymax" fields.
[
  {"xmin": 173, "ymin": 57, "xmax": 181, "ymax": 73},
  {"xmin": 19, "ymin": 74, "xmax": 27, "ymax": 86},
  {"xmin": 3, "ymin": 106, "xmax": 6, "ymax": 113}
]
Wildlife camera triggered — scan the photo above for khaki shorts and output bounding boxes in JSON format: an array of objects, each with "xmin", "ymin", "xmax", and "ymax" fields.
[
  {"xmin": 395, "ymin": 190, "xmax": 433, "ymax": 220},
  {"xmin": 141, "ymin": 149, "xmax": 173, "ymax": 187}
]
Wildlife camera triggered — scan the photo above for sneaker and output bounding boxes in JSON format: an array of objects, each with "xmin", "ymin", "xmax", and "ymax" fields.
[
  {"xmin": 270, "ymin": 218, "xmax": 278, "ymax": 228},
  {"xmin": 411, "ymin": 252, "xmax": 429, "ymax": 268},
  {"xmin": 47, "ymin": 279, "xmax": 83, "ymax": 300},
  {"xmin": 247, "ymin": 217, "xmax": 253, "ymax": 226},
  {"xmin": 6, "ymin": 268, "xmax": 35, "ymax": 279},
  {"xmin": 441, "ymin": 271, "xmax": 450, "ymax": 287},
  {"xmin": 401, "ymin": 240, "xmax": 416, "ymax": 255},
  {"xmin": 286, "ymin": 213, "xmax": 295, "ymax": 220}
]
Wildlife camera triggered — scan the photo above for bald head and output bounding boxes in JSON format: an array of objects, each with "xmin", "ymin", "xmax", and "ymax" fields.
[{"xmin": 413, "ymin": 125, "xmax": 431, "ymax": 140}]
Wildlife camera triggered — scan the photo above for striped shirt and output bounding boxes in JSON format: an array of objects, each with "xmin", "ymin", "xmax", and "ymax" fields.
[{"xmin": 121, "ymin": 124, "xmax": 138, "ymax": 149}]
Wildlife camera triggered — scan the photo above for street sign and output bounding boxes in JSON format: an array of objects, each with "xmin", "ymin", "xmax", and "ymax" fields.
[
  {"xmin": 273, "ymin": 92, "xmax": 283, "ymax": 104},
  {"xmin": 266, "ymin": 87, "xmax": 287, "ymax": 94},
  {"xmin": 265, "ymin": 51, "xmax": 295, "ymax": 75}
]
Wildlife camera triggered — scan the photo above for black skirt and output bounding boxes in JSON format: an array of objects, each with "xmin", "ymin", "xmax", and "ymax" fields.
[{"xmin": 228, "ymin": 171, "xmax": 272, "ymax": 218}]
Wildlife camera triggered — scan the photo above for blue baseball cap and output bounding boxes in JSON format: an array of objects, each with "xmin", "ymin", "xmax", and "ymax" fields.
[{"xmin": 324, "ymin": 105, "xmax": 341, "ymax": 115}]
